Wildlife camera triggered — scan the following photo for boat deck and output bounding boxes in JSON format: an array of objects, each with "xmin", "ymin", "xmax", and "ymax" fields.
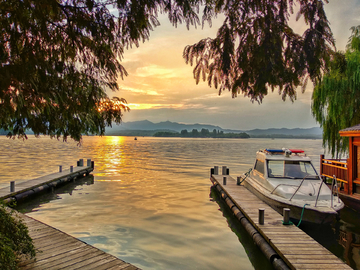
[{"xmin": 211, "ymin": 174, "xmax": 352, "ymax": 270}]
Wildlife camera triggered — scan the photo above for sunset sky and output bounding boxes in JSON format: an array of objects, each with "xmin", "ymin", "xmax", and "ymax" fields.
[{"xmin": 109, "ymin": 1, "xmax": 360, "ymax": 130}]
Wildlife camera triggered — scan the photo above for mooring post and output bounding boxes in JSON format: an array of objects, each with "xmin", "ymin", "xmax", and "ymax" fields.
[
  {"xmin": 70, "ymin": 165, "xmax": 73, "ymax": 172},
  {"xmin": 87, "ymin": 159, "xmax": 91, "ymax": 167},
  {"xmin": 79, "ymin": 159, "xmax": 84, "ymax": 166},
  {"xmin": 59, "ymin": 165, "xmax": 62, "ymax": 173},
  {"xmin": 259, "ymin": 208, "xmax": 265, "ymax": 225},
  {"xmin": 237, "ymin": 176, "xmax": 241, "ymax": 185},
  {"xmin": 283, "ymin": 208, "xmax": 291, "ymax": 225},
  {"xmin": 223, "ymin": 176, "xmax": 227, "ymax": 185},
  {"xmin": 214, "ymin": 166, "xmax": 219, "ymax": 175},
  {"xmin": 210, "ymin": 168, "xmax": 214, "ymax": 176},
  {"xmin": 222, "ymin": 166, "xmax": 227, "ymax": 175},
  {"xmin": 10, "ymin": 181, "xmax": 15, "ymax": 192},
  {"xmin": 91, "ymin": 161, "xmax": 95, "ymax": 169}
]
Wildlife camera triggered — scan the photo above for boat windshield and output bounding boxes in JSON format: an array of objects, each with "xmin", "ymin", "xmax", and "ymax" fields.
[{"xmin": 267, "ymin": 160, "xmax": 320, "ymax": 179}]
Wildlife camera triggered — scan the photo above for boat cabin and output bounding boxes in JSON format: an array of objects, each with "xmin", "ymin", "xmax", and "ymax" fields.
[
  {"xmin": 320, "ymin": 124, "xmax": 360, "ymax": 210},
  {"xmin": 254, "ymin": 149, "xmax": 319, "ymax": 180}
]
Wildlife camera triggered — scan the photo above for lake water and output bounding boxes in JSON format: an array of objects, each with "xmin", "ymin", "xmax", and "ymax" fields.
[{"xmin": 1, "ymin": 136, "xmax": 360, "ymax": 269}]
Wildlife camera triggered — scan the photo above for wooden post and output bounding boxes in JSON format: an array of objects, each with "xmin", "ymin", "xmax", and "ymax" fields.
[
  {"xmin": 237, "ymin": 176, "xmax": 241, "ymax": 185},
  {"xmin": 87, "ymin": 159, "xmax": 91, "ymax": 167},
  {"xmin": 10, "ymin": 181, "xmax": 15, "ymax": 192},
  {"xmin": 320, "ymin": 154, "xmax": 324, "ymax": 176},
  {"xmin": 258, "ymin": 208, "xmax": 265, "ymax": 225},
  {"xmin": 70, "ymin": 166, "xmax": 73, "ymax": 172},
  {"xmin": 210, "ymin": 168, "xmax": 214, "ymax": 176},
  {"xmin": 283, "ymin": 208, "xmax": 291, "ymax": 225},
  {"xmin": 59, "ymin": 165, "xmax": 62, "ymax": 173},
  {"xmin": 223, "ymin": 176, "xmax": 227, "ymax": 185},
  {"xmin": 79, "ymin": 159, "xmax": 84, "ymax": 166},
  {"xmin": 222, "ymin": 166, "xmax": 227, "ymax": 175},
  {"xmin": 214, "ymin": 166, "xmax": 219, "ymax": 175},
  {"xmin": 91, "ymin": 161, "xmax": 95, "ymax": 169}
]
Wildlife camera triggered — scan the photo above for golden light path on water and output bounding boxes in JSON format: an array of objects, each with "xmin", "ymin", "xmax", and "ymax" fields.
[{"xmin": 0, "ymin": 136, "xmax": 338, "ymax": 269}]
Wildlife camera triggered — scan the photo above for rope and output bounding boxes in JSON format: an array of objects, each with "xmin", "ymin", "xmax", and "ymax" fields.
[
  {"xmin": 239, "ymin": 168, "xmax": 252, "ymax": 185},
  {"xmin": 297, "ymin": 204, "xmax": 310, "ymax": 227}
]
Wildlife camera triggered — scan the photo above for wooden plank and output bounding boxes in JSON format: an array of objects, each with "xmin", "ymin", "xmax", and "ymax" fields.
[
  {"xmin": 292, "ymin": 264, "xmax": 351, "ymax": 269},
  {"xmin": 44, "ymin": 249, "xmax": 106, "ymax": 269},
  {"xmin": 74, "ymin": 256, "xmax": 124, "ymax": 270},
  {"xmin": 21, "ymin": 246, "xmax": 95, "ymax": 269}
]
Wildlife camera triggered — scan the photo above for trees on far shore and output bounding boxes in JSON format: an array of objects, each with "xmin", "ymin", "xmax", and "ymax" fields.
[{"xmin": 154, "ymin": 129, "xmax": 250, "ymax": 138}]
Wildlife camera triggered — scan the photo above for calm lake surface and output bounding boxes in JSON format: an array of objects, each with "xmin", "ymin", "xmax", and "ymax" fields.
[{"xmin": 1, "ymin": 136, "xmax": 360, "ymax": 269}]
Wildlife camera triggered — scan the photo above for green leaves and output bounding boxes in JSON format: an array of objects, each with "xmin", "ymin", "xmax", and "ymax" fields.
[
  {"xmin": 183, "ymin": 0, "xmax": 334, "ymax": 102},
  {"xmin": 0, "ymin": 0, "xmax": 336, "ymax": 141},
  {"xmin": 312, "ymin": 29, "xmax": 360, "ymax": 157},
  {"xmin": 0, "ymin": 204, "xmax": 36, "ymax": 269}
]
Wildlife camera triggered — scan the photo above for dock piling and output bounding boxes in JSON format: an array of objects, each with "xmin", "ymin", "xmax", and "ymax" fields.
[
  {"xmin": 214, "ymin": 166, "xmax": 219, "ymax": 175},
  {"xmin": 10, "ymin": 181, "xmax": 15, "ymax": 192},
  {"xmin": 87, "ymin": 159, "xmax": 91, "ymax": 166},
  {"xmin": 223, "ymin": 176, "xmax": 227, "ymax": 185},
  {"xmin": 283, "ymin": 208, "xmax": 291, "ymax": 225},
  {"xmin": 79, "ymin": 159, "xmax": 84, "ymax": 166},
  {"xmin": 237, "ymin": 176, "xmax": 241, "ymax": 185},
  {"xmin": 222, "ymin": 166, "xmax": 227, "ymax": 175},
  {"xmin": 258, "ymin": 208, "xmax": 265, "ymax": 225},
  {"xmin": 59, "ymin": 165, "xmax": 62, "ymax": 172},
  {"xmin": 70, "ymin": 165, "xmax": 73, "ymax": 172}
]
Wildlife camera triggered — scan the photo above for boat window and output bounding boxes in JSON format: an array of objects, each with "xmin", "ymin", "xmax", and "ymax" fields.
[
  {"xmin": 254, "ymin": 159, "xmax": 264, "ymax": 175},
  {"xmin": 267, "ymin": 160, "xmax": 319, "ymax": 179}
]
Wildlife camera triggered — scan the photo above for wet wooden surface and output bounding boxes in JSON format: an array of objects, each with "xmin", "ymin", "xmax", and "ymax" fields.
[
  {"xmin": 211, "ymin": 174, "xmax": 351, "ymax": 270},
  {"xmin": 18, "ymin": 213, "xmax": 140, "ymax": 269}
]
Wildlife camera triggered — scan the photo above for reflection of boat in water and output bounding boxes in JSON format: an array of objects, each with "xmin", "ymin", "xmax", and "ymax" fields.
[{"xmin": 240, "ymin": 148, "xmax": 344, "ymax": 224}]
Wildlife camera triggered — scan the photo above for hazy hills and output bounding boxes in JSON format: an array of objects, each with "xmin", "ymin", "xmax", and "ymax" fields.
[{"xmin": 105, "ymin": 120, "xmax": 322, "ymax": 138}]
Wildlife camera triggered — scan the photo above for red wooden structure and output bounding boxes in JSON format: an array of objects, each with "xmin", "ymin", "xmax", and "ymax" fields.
[{"xmin": 320, "ymin": 124, "xmax": 360, "ymax": 210}]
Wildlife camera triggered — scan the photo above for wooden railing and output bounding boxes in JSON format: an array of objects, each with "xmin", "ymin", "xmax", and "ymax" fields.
[{"xmin": 320, "ymin": 155, "xmax": 348, "ymax": 184}]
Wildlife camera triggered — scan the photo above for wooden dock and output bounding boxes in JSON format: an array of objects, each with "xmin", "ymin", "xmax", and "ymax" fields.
[
  {"xmin": 0, "ymin": 161, "xmax": 140, "ymax": 269},
  {"xmin": 0, "ymin": 162, "xmax": 94, "ymax": 203},
  {"xmin": 18, "ymin": 212, "xmax": 139, "ymax": 269},
  {"xmin": 211, "ymin": 174, "xmax": 352, "ymax": 270}
]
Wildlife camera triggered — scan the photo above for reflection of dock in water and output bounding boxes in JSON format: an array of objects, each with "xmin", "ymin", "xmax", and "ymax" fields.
[{"xmin": 0, "ymin": 159, "xmax": 141, "ymax": 270}]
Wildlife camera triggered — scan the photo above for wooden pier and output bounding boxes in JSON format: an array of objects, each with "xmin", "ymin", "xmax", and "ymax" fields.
[
  {"xmin": 0, "ymin": 160, "xmax": 94, "ymax": 203},
  {"xmin": 211, "ymin": 173, "xmax": 352, "ymax": 270},
  {"xmin": 18, "ymin": 213, "xmax": 139, "ymax": 269},
  {"xmin": 0, "ymin": 160, "xmax": 140, "ymax": 270}
]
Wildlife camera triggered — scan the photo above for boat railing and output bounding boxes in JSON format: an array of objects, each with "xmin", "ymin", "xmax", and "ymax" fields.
[
  {"xmin": 289, "ymin": 176, "xmax": 310, "ymax": 201},
  {"xmin": 330, "ymin": 175, "xmax": 340, "ymax": 207}
]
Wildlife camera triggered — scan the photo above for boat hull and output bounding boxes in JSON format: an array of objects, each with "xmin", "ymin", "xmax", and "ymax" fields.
[{"xmin": 244, "ymin": 180, "xmax": 340, "ymax": 225}]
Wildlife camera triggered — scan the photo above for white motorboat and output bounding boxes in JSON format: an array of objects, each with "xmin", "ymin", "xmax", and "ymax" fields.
[{"xmin": 240, "ymin": 148, "xmax": 344, "ymax": 225}]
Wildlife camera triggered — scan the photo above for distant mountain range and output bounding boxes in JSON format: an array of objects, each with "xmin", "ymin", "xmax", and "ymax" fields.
[{"xmin": 105, "ymin": 120, "xmax": 322, "ymax": 138}]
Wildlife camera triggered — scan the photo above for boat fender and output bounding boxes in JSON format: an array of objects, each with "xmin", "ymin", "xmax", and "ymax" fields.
[
  {"xmin": 253, "ymin": 233, "xmax": 279, "ymax": 263},
  {"xmin": 232, "ymin": 207, "xmax": 246, "ymax": 221},
  {"xmin": 225, "ymin": 197, "xmax": 235, "ymax": 209},
  {"xmin": 272, "ymin": 257, "xmax": 291, "ymax": 270}
]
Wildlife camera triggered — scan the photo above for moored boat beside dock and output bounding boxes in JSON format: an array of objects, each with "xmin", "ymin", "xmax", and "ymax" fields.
[
  {"xmin": 239, "ymin": 148, "xmax": 344, "ymax": 225},
  {"xmin": 210, "ymin": 169, "xmax": 352, "ymax": 270}
]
